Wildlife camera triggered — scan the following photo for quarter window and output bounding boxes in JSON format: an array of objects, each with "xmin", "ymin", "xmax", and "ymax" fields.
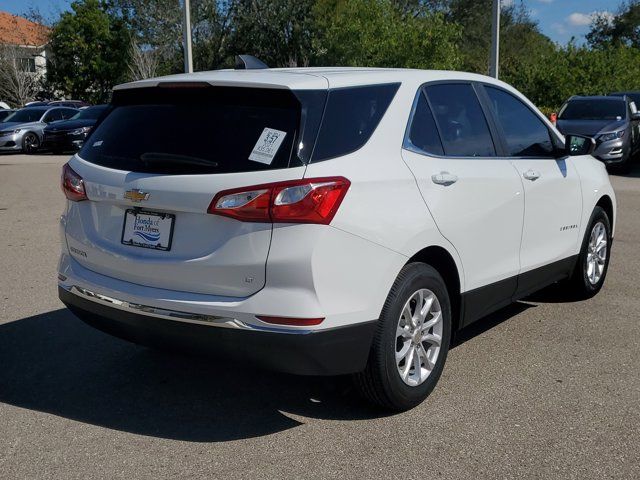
[
  {"xmin": 406, "ymin": 90, "xmax": 444, "ymax": 156},
  {"xmin": 312, "ymin": 83, "xmax": 400, "ymax": 162},
  {"xmin": 485, "ymin": 86, "xmax": 554, "ymax": 157},
  {"xmin": 424, "ymin": 83, "xmax": 496, "ymax": 157}
]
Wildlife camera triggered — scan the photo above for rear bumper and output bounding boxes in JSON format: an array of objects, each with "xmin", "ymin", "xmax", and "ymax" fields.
[{"xmin": 59, "ymin": 285, "xmax": 376, "ymax": 376}]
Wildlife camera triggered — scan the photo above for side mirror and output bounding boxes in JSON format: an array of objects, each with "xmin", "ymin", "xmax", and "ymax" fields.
[
  {"xmin": 565, "ymin": 134, "xmax": 596, "ymax": 156},
  {"xmin": 632, "ymin": 112, "xmax": 640, "ymax": 121}
]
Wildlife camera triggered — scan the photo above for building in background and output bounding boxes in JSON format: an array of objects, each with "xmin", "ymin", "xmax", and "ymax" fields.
[
  {"xmin": 0, "ymin": 11, "xmax": 49, "ymax": 76},
  {"xmin": 0, "ymin": 11, "xmax": 50, "ymax": 107}
]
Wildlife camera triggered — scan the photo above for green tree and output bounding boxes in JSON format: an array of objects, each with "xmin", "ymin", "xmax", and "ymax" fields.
[
  {"xmin": 47, "ymin": 0, "xmax": 131, "ymax": 102},
  {"xmin": 108, "ymin": 0, "xmax": 234, "ymax": 74},
  {"xmin": 587, "ymin": 1, "xmax": 640, "ymax": 48},
  {"xmin": 314, "ymin": 0, "xmax": 461, "ymax": 69},
  {"xmin": 228, "ymin": 0, "xmax": 316, "ymax": 67}
]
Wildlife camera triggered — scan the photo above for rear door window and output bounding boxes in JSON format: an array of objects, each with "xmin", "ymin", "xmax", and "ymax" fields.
[
  {"xmin": 485, "ymin": 86, "xmax": 554, "ymax": 157},
  {"xmin": 80, "ymin": 86, "xmax": 304, "ymax": 174},
  {"xmin": 424, "ymin": 83, "xmax": 496, "ymax": 157},
  {"xmin": 311, "ymin": 83, "xmax": 400, "ymax": 161}
]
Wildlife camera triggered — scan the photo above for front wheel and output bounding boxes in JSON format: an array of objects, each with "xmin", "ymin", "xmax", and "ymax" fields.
[
  {"xmin": 354, "ymin": 263, "xmax": 451, "ymax": 411},
  {"xmin": 22, "ymin": 132, "xmax": 40, "ymax": 153}
]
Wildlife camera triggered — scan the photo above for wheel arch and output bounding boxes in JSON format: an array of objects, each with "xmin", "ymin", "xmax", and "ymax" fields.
[
  {"xmin": 596, "ymin": 195, "xmax": 614, "ymax": 232},
  {"xmin": 21, "ymin": 130, "xmax": 41, "ymax": 149},
  {"xmin": 408, "ymin": 246, "xmax": 462, "ymax": 331}
]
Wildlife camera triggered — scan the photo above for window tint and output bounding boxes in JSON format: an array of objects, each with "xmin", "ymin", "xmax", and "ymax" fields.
[
  {"xmin": 61, "ymin": 108, "xmax": 78, "ymax": 119},
  {"xmin": 559, "ymin": 99, "xmax": 625, "ymax": 120},
  {"xmin": 424, "ymin": 84, "xmax": 495, "ymax": 157},
  {"xmin": 81, "ymin": 86, "xmax": 303, "ymax": 174},
  {"xmin": 44, "ymin": 109, "xmax": 64, "ymax": 123},
  {"xmin": 485, "ymin": 86, "xmax": 554, "ymax": 157},
  {"xmin": 4, "ymin": 108, "xmax": 46, "ymax": 123},
  {"xmin": 406, "ymin": 90, "xmax": 444, "ymax": 156},
  {"xmin": 312, "ymin": 83, "xmax": 399, "ymax": 161},
  {"xmin": 73, "ymin": 105, "xmax": 109, "ymax": 120}
]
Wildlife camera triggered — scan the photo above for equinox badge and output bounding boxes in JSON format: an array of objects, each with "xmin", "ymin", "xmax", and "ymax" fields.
[{"xmin": 124, "ymin": 189, "xmax": 150, "ymax": 202}]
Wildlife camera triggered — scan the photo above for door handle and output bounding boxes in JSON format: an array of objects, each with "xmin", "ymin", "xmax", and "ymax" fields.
[
  {"xmin": 431, "ymin": 171, "xmax": 458, "ymax": 186},
  {"xmin": 523, "ymin": 169, "xmax": 541, "ymax": 181}
]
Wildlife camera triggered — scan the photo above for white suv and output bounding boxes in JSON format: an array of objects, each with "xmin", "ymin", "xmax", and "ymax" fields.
[{"xmin": 58, "ymin": 68, "xmax": 615, "ymax": 410}]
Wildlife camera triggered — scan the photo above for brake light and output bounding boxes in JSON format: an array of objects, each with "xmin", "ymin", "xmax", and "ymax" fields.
[
  {"xmin": 61, "ymin": 163, "xmax": 87, "ymax": 201},
  {"xmin": 208, "ymin": 177, "xmax": 350, "ymax": 224},
  {"xmin": 256, "ymin": 315, "xmax": 324, "ymax": 326}
]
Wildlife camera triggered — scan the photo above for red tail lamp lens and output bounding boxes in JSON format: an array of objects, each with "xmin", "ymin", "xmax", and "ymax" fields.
[{"xmin": 61, "ymin": 163, "xmax": 87, "ymax": 201}]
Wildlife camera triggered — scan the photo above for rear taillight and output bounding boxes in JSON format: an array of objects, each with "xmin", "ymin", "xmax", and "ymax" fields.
[
  {"xmin": 61, "ymin": 163, "xmax": 87, "ymax": 201},
  {"xmin": 208, "ymin": 177, "xmax": 350, "ymax": 224}
]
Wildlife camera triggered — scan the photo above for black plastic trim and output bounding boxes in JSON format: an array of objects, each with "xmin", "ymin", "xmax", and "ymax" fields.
[
  {"xmin": 59, "ymin": 287, "xmax": 377, "ymax": 376},
  {"xmin": 461, "ymin": 255, "xmax": 578, "ymax": 328}
]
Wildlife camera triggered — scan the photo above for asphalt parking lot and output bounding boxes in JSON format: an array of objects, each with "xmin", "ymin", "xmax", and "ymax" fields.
[{"xmin": 1, "ymin": 154, "xmax": 639, "ymax": 479}]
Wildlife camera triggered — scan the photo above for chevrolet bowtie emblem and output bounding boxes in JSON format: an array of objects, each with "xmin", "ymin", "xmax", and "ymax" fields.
[{"xmin": 124, "ymin": 189, "xmax": 150, "ymax": 202}]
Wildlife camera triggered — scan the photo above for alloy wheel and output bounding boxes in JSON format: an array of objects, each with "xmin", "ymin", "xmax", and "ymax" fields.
[
  {"xmin": 23, "ymin": 133, "xmax": 40, "ymax": 153},
  {"xmin": 395, "ymin": 288, "xmax": 443, "ymax": 387},
  {"xmin": 586, "ymin": 221, "xmax": 607, "ymax": 285}
]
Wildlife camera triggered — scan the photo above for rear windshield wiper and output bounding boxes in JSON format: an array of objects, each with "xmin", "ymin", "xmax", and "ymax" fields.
[{"xmin": 140, "ymin": 152, "xmax": 219, "ymax": 168}]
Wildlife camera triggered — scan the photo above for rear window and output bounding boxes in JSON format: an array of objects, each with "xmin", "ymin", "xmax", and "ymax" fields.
[
  {"xmin": 73, "ymin": 105, "xmax": 109, "ymax": 120},
  {"xmin": 311, "ymin": 83, "xmax": 400, "ymax": 162},
  {"xmin": 80, "ymin": 86, "xmax": 305, "ymax": 174}
]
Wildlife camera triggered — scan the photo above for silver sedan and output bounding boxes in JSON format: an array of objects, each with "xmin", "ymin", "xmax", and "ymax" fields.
[{"xmin": 0, "ymin": 106, "xmax": 78, "ymax": 153}]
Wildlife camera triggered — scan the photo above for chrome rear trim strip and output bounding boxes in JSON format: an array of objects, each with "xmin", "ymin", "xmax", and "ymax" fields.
[{"xmin": 60, "ymin": 284, "xmax": 315, "ymax": 334}]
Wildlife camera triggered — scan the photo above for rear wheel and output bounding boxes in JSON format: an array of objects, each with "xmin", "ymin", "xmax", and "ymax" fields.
[
  {"xmin": 22, "ymin": 132, "xmax": 40, "ymax": 153},
  {"xmin": 354, "ymin": 263, "xmax": 451, "ymax": 411},
  {"xmin": 565, "ymin": 206, "xmax": 611, "ymax": 299}
]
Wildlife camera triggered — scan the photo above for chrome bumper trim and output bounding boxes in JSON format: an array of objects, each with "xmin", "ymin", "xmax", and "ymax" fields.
[{"xmin": 60, "ymin": 284, "xmax": 314, "ymax": 334}]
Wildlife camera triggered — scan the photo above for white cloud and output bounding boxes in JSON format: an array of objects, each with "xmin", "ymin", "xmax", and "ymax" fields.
[
  {"xmin": 568, "ymin": 12, "xmax": 593, "ymax": 26},
  {"xmin": 567, "ymin": 11, "xmax": 614, "ymax": 27},
  {"xmin": 501, "ymin": 0, "xmax": 514, "ymax": 7},
  {"xmin": 537, "ymin": 0, "xmax": 554, "ymax": 4}
]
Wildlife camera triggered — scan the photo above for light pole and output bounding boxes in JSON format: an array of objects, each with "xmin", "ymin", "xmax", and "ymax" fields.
[
  {"xmin": 489, "ymin": 0, "xmax": 500, "ymax": 79},
  {"xmin": 182, "ymin": 0, "xmax": 193, "ymax": 73}
]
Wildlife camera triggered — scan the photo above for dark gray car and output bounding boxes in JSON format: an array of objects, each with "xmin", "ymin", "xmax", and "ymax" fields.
[{"xmin": 556, "ymin": 95, "xmax": 640, "ymax": 172}]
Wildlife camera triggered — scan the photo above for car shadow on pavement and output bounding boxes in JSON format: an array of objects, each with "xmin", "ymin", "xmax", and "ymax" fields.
[
  {"xmin": 0, "ymin": 308, "xmax": 386, "ymax": 442},
  {"xmin": 609, "ymin": 161, "xmax": 640, "ymax": 178},
  {"xmin": 451, "ymin": 302, "xmax": 533, "ymax": 348},
  {"xmin": 0, "ymin": 302, "xmax": 534, "ymax": 442}
]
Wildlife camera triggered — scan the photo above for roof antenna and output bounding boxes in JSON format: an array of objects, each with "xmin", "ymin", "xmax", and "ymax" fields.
[{"xmin": 235, "ymin": 55, "xmax": 269, "ymax": 70}]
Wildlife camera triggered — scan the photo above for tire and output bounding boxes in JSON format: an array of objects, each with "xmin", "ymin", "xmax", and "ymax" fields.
[
  {"xmin": 21, "ymin": 132, "xmax": 40, "ymax": 154},
  {"xmin": 354, "ymin": 263, "xmax": 452, "ymax": 411},
  {"xmin": 565, "ymin": 206, "xmax": 612, "ymax": 299}
]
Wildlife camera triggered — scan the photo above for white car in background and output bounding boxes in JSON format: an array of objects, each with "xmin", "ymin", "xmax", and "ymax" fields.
[{"xmin": 58, "ymin": 67, "xmax": 615, "ymax": 411}]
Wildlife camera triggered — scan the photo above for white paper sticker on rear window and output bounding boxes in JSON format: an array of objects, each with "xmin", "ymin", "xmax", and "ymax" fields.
[{"xmin": 249, "ymin": 128, "xmax": 287, "ymax": 164}]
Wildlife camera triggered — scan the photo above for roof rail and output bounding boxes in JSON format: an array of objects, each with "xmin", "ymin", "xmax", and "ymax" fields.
[{"xmin": 235, "ymin": 55, "xmax": 269, "ymax": 70}]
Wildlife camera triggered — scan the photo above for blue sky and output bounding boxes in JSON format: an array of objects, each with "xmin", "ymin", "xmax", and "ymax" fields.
[{"xmin": 1, "ymin": 0, "xmax": 622, "ymax": 45}]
